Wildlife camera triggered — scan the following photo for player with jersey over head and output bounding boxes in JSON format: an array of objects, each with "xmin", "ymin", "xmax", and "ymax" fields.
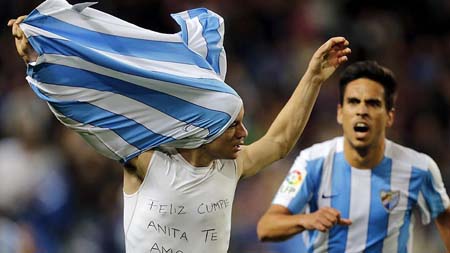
[
  {"xmin": 257, "ymin": 61, "xmax": 450, "ymax": 252},
  {"xmin": 8, "ymin": 0, "xmax": 352, "ymax": 252}
]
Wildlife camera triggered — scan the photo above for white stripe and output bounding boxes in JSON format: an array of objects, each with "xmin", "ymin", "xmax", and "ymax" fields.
[
  {"xmin": 46, "ymin": 101, "xmax": 139, "ymax": 160},
  {"xmin": 187, "ymin": 18, "xmax": 208, "ymax": 59},
  {"xmin": 35, "ymin": 0, "xmax": 182, "ymax": 42},
  {"xmin": 88, "ymin": 45, "xmax": 220, "ymax": 80},
  {"xmin": 175, "ymin": 10, "xmax": 190, "ymax": 21},
  {"xmin": 417, "ymin": 192, "xmax": 430, "ymax": 224},
  {"xmin": 407, "ymin": 224, "xmax": 413, "ymax": 252},
  {"xmin": 217, "ymin": 20, "xmax": 226, "ymax": 80},
  {"xmin": 303, "ymin": 205, "xmax": 311, "ymax": 244},
  {"xmin": 213, "ymin": 10, "xmax": 225, "ymax": 49},
  {"xmin": 20, "ymin": 23, "xmax": 67, "ymax": 40},
  {"xmin": 30, "ymin": 80, "xmax": 210, "ymax": 140},
  {"xmin": 218, "ymin": 50, "xmax": 227, "ymax": 81},
  {"xmin": 313, "ymin": 146, "xmax": 335, "ymax": 253},
  {"xmin": 382, "ymin": 159, "xmax": 412, "ymax": 253},
  {"xmin": 36, "ymin": 54, "xmax": 241, "ymax": 113},
  {"xmin": 20, "ymin": 23, "xmax": 218, "ymax": 80},
  {"xmin": 345, "ymin": 168, "xmax": 371, "ymax": 252},
  {"xmin": 426, "ymin": 156, "xmax": 450, "ymax": 210}
]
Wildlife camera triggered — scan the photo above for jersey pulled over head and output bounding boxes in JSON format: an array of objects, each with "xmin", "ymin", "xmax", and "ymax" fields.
[{"xmin": 20, "ymin": 0, "xmax": 243, "ymax": 163}]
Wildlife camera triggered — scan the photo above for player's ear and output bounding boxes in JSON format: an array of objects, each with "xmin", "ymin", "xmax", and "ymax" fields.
[
  {"xmin": 337, "ymin": 104, "xmax": 343, "ymax": 125},
  {"xmin": 386, "ymin": 108, "xmax": 395, "ymax": 128}
]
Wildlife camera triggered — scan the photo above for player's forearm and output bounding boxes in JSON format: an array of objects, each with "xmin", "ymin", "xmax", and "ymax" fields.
[
  {"xmin": 436, "ymin": 208, "xmax": 450, "ymax": 252},
  {"xmin": 257, "ymin": 213, "xmax": 306, "ymax": 242},
  {"xmin": 262, "ymin": 37, "xmax": 350, "ymax": 159},
  {"xmin": 263, "ymin": 72, "xmax": 323, "ymax": 158}
]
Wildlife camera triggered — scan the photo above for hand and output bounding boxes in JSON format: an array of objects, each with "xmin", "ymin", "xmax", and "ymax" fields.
[
  {"xmin": 7, "ymin": 16, "xmax": 38, "ymax": 63},
  {"xmin": 305, "ymin": 37, "xmax": 351, "ymax": 84},
  {"xmin": 299, "ymin": 207, "xmax": 352, "ymax": 233}
]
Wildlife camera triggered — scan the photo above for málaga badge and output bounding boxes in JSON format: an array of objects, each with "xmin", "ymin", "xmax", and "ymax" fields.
[{"xmin": 380, "ymin": 190, "xmax": 400, "ymax": 212}]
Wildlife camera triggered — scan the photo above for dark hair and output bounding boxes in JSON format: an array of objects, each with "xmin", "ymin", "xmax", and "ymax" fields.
[{"xmin": 339, "ymin": 61, "xmax": 397, "ymax": 111}]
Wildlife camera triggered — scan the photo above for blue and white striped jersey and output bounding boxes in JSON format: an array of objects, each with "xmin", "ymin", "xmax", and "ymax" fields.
[
  {"xmin": 273, "ymin": 137, "xmax": 450, "ymax": 253},
  {"xmin": 19, "ymin": 0, "xmax": 242, "ymax": 163}
]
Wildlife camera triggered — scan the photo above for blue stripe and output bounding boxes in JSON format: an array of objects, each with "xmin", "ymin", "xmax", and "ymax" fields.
[
  {"xmin": 306, "ymin": 158, "xmax": 324, "ymax": 215},
  {"xmin": 397, "ymin": 167, "xmax": 423, "ymax": 253},
  {"xmin": 187, "ymin": 8, "xmax": 208, "ymax": 18},
  {"xmin": 328, "ymin": 152, "xmax": 351, "ymax": 253},
  {"xmin": 285, "ymin": 157, "xmax": 324, "ymax": 253},
  {"xmin": 24, "ymin": 9, "xmax": 211, "ymax": 69},
  {"xmin": 26, "ymin": 80, "xmax": 175, "ymax": 150},
  {"xmin": 397, "ymin": 211, "xmax": 411, "ymax": 253},
  {"xmin": 365, "ymin": 158, "xmax": 392, "ymax": 252},
  {"xmin": 307, "ymin": 228, "xmax": 315, "ymax": 253},
  {"xmin": 420, "ymin": 168, "xmax": 446, "ymax": 219},
  {"xmin": 50, "ymin": 102, "xmax": 176, "ymax": 150},
  {"xmin": 171, "ymin": 15, "xmax": 188, "ymax": 44},
  {"xmin": 27, "ymin": 63, "xmax": 231, "ymax": 137},
  {"xmin": 198, "ymin": 15, "xmax": 222, "ymax": 74},
  {"xmin": 26, "ymin": 35, "xmax": 237, "ymax": 95}
]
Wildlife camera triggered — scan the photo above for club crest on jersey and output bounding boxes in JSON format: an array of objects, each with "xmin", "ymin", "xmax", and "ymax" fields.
[
  {"xmin": 380, "ymin": 190, "xmax": 400, "ymax": 212},
  {"xmin": 279, "ymin": 169, "xmax": 306, "ymax": 196}
]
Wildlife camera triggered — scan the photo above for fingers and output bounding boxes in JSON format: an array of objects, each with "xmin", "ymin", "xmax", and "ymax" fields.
[
  {"xmin": 313, "ymin": 207, "xmax": 351, "ymax": 232},
  {"xmin": 16, "ymin": 15, "xmax": 28, "ymax": 23},
  {"xmin": 338, "ymin": 218, "xmax": 352, "ymax": 226},
  {"xmin": 8, "ymin": 15, "xmax": 27, "ymax": 37},
  {"xmin": 8, "ymin": 15, "xmax": 36, "ymax": 63},
  {"xmin": 323, "ymin": 37, "xmax": 349, "ymax": 52},
  {"xmin": 7, "ymin": 19, "xmax": 16, "ymax": 27},
  {"xmin": 11, "ymin": 23, "xmax": 23, "ymax": 38},
  {"xmin": 12, "ymin": 23, "xmax": 22, "ymax": 38},
  {"xmin": 337, "ymin": 47, "xmax": 352, "ymax": 57},
  {"xmin": 314, "ymin": 36, "xmax": 351, "ymax": 67}
]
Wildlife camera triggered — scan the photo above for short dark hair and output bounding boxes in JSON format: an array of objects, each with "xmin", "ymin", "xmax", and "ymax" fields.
[{"xmin": 339, "ymin": 61, "xmax": 397, "ymax": 111}]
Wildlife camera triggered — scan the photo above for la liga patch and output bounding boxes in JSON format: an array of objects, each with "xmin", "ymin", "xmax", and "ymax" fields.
[{"xmin": 279, "ymin": 169, "xmax": 307, "ymax": 196}]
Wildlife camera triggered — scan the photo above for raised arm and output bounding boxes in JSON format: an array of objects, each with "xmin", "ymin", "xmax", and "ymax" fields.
[
  {"xmin": 436, "ymin": 207, "xmax": 450, "ymax": 252},
  {"xmin": 237, "ymin": 37, "xmax": 351, "ymax": 177},
  {"xmin": 7, "ymin": 16, "xmax": 38, "ymax": 63}
]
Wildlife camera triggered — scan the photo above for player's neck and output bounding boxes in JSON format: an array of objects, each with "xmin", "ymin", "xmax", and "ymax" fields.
[
  {"xmin": 177, "ymin": 148, "xmax": 215, "ymax": 167},
  {"xmin": 343, "ymin": 139, "xmax": 385, "ymax": 169}
]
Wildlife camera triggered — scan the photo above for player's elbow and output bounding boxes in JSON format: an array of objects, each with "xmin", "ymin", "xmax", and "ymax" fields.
[
  {"xmin": 257, "ymin": 218, "xmax": 274, "ymax": 242},
  {"xmin": 272, "ymin": 140, "xmax": 292, "ymax": 160},
  {"xmin": 256, "ymin": 221, "xmax": 268, "ymax": 241}
]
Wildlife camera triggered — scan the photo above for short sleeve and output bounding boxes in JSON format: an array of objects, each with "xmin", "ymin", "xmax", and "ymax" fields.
[
  {"xmin": 273, "ymin": 151, "xmax": 314, "ymax": 214},
  {"xmin": 416, "ymin": 155, "xmax": 450, "ymax": 224}
]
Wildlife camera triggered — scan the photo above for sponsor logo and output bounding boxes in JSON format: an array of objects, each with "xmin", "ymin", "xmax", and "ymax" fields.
[{"xmin": 321, "ymin": 193, "xmax": 338, "ymax": 199}]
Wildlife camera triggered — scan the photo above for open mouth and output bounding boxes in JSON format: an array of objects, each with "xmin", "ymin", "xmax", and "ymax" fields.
[
  {"xmin": 233, "ymin": 142, "xmax": 244, "ymax": 151},
  {"xmin": 354, "ymin": 122, "xmax": 369, "ymax": 133}
]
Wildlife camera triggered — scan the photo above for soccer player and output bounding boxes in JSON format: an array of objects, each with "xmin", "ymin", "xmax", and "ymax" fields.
[
  {"xmin": 8, "ymin": 2, "xmax": 351, "ymax": 252},
  {"xmin": 257, "ymin": 61, "xmax": 450, "ymax": 252}
]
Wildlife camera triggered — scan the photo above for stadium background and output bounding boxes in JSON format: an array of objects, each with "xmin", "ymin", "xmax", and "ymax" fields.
[{"xmin": 0, "ymin": 0, "xmax": 448, "ymax": 252}]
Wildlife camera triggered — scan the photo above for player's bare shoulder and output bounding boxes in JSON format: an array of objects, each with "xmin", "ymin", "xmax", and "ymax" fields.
[
  {"xmin": 136, "ymin": 150, "xmax": 154, "ymax": 176},
  {"xmin": 124, "ymin": 150, "xmax": 154, "ymax": 178}
]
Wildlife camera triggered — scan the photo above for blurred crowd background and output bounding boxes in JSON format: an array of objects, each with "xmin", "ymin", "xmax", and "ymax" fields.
[{"xmin": 0, "ymin": 0, "xmax": 449, "ymax": 252}]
